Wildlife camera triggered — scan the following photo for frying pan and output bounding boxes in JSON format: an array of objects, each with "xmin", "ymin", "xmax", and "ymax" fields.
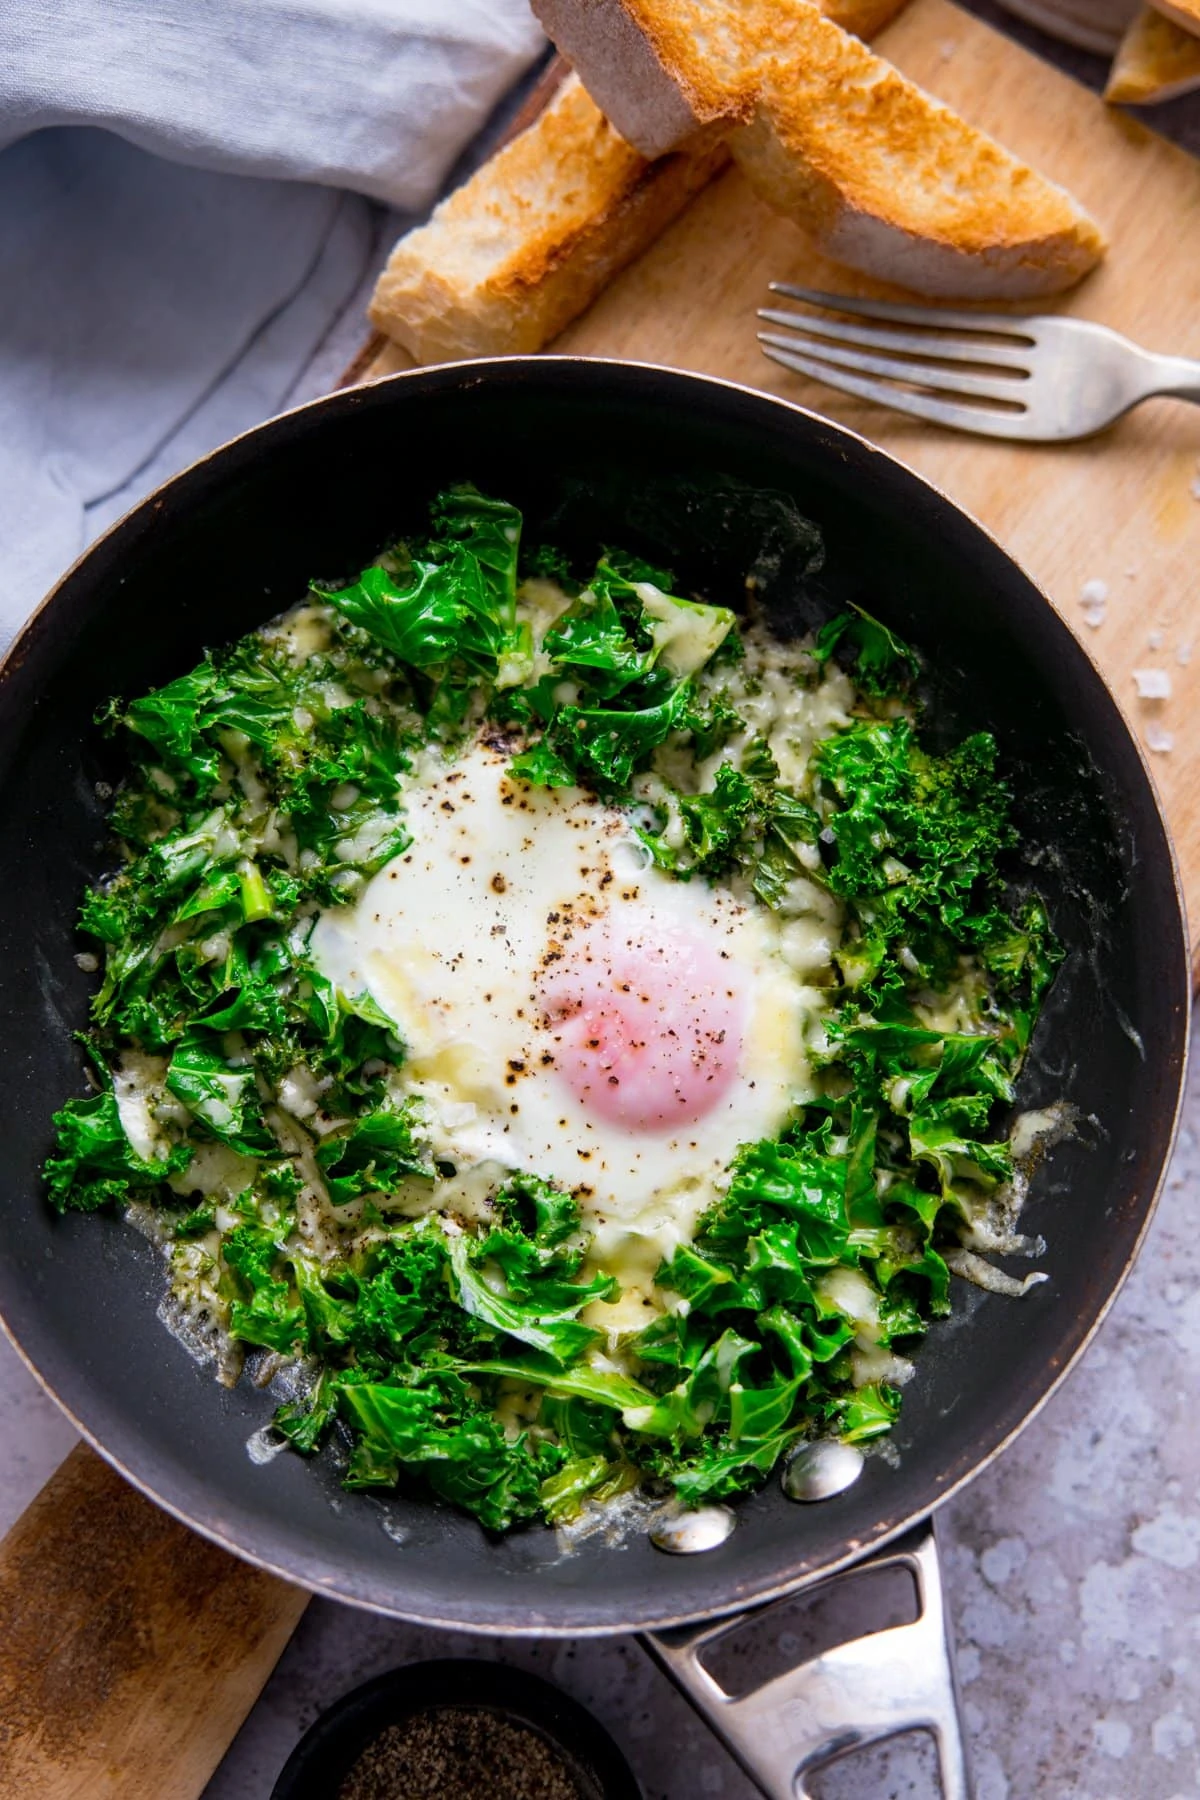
[{"xmin": 0, "ymin": 360, "xmax": 1187, "ymax": 1795}]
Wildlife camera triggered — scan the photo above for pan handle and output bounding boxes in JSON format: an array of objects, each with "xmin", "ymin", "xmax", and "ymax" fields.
[{"xmin": 638, "ymin": 1518, "xmax": 971, "ymax": 1800}]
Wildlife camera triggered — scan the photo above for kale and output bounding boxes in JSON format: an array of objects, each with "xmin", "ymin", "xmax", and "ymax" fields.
[
  {"xmin": 537, "ymin": 683, "xmax": 694, "ymax": 796},
  {"xmin": 274, "ymin": 1368, "xmax": 337, "ymax": 1454},
  {"xmin": 166, "ymin": 1032, "xmax": 275, "ymax": 1156},
  {"xmin": 540, "ymin": 584, "xmax": 650, "ymax": 700},
  {"xmin": 222, "ymin": 1222, "xmax": 307, "ymax": 1355},
  {"xmin": 506, "ymin": 740, "xmax": 576, "ymax": 788},
  {"xmin": 813, "ymin": 604, "xmax": 920, "ymax": 698},
  {"xmin": 315, "ymin": 486, "xmax": 524, "ymax": 728},
  {"xmin": 810, "ymin": 719, "xmax": 1030, "ymax": 1004},
  {"xmin": 45, "ymin": 1090, "xmax": 191, "ymax": 1213},
  {"xmin": 445, "ymin": 1231, "xmax": 611, "ymax": 1365},
  {"xmin": 44, "ymin": 487, "xmax": 1060, "ymax": 1533},
  {"xmin": 315, "ymin": 1101, "xmax": 434, "ymax": 1204},
  {"xmin": 336, "ymin": 1380, "xmax": 564, "ymax": 1532},
  {"xmin": 496, "ymin": 549, "xmax": 734, "ymax": 798}
]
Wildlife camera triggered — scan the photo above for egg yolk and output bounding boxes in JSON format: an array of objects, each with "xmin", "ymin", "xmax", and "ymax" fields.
[{"xmin": 540, "ymin": 919, "xmax": 747, "ymax": 1132}]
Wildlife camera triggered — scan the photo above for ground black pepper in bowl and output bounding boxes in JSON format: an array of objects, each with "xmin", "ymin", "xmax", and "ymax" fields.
[
  {"xmin": 338, "ymin": 1707, "xmax": 582, "ymax": 1800},
  {"xmin": 270, "ymin": 1660, "xmax": 639, "ymax": 1800}
]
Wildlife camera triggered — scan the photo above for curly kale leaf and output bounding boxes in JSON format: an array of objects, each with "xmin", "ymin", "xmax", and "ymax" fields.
[
  {"xmin": 533, "ymin": 682, "xmax": 694, "ymax": 796},
  {"xmin": 639, "ymin": 764, "xmax": 756, "ymax": 878},
  {"xmin": 45, "ymin": 1090, "xmax": 191, "ymax": 1213},
  {"xmin": 501, "ymin": 547, "xmax": 734, "ymax": 797},
  {"xmin": 165, "ymin": 1032, "xmax": 275, "ymax": 1156},
  {"xmin": 123, "ymin": 666, "xmax": 222, "ymax": 787},
  {"xmin": 813, "ymin": 605, "xmax": 919, "ymax": 699},
  {"xmin": 316, "ymin": 559, "xmax": 485, "ymax": 670},
  {"xmin": 274, "ymin": 1368, "xmax": 338, "ymax": 1454},
  {"xmin": 336, "ymin": 1380, "xmax": 565, "ymax": 1532},
  {"xmin": 812, "ymin": 720, "xmax": 1019, "ymax": 999},
  {"xmin": 540, "ymin": 584, "xmax": 650, "ymax": 700},
  {"xmin": 714, "ymin": 1138, "xmax": 850, "ymax": 1261},
  {"xmin": 315, "ymin": 1100, "xmax": 434, "ymax": 1204},
  {"xmin": 506, "ymin": 739, "xmax": 576, "ymax": 788},
  {"xmin": 445, "ymin": 1231, "xmax": 608, "ymax": 1365},
  {"xmin": 222, "ymin": 1223, "xmax": 307, "ymax": 1355},
  {"xmin": 316, "ymin": 487, "xmax": 522, "ymax": 698}
]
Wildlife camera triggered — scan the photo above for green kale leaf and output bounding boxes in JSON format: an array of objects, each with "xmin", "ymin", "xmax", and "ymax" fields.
[
  {"xmin": 315, "ymin": 1100, "xmax": 433, "ymax": 1204},
  {"xmin": 45, "ymin": 1090, "xmax": 191, "ymax": 1213}
]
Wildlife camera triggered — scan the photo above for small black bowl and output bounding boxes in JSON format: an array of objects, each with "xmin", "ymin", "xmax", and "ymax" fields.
[{"xmin": 271, "ymin": 1658, "xmax": 641, "ymax": 1800}]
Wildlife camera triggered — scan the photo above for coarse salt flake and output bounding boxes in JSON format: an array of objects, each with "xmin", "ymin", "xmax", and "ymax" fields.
[
  {"xmin": 1146, "ymin": 724, "xmax": 1175, "ymax": 754},
  {"xmin": 1178, "ymin": 643, "xmax": 1194, "ymax": 667},
  {"xmin": 1133, "ymin": 668, "xmax": 1171, "ymax": 700},
  {"xmin": 1148, "ymin": 630, "xmax": 1164, "ymax": 651},
  {"xmin": 1078, "ymin": 579, "xmax": 1108, "ymax": 629}
]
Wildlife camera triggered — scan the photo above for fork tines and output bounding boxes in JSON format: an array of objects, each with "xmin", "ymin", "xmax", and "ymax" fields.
[{"xmin": 757, "ymin": 284, "xmax": 1035, "ymax": 434}]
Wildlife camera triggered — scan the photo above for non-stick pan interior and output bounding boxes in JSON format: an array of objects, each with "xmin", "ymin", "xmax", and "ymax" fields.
[{"xmin": 0, "ymin": 360, "xmax": 1187, "ymax": 1631}]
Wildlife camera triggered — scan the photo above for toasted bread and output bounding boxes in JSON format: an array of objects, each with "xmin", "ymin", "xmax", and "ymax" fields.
[
  {"xmin": 1107, "ymin": 6, "xmax": 1200, "ymax": 101},
  {"xmin": 1146, "ymin": 0, "xmax": 1200, "ymax": 36},
  {"xmin": 532, "ymin": 0, "xmax": 1107, "ymax": 296},
  {"xmin": 370, "ymin": 0, "xmax": 915, "ymax": 362},
  {"xmin": 369, "ymin": 74, "xmax": 727, "ymax": 363}
]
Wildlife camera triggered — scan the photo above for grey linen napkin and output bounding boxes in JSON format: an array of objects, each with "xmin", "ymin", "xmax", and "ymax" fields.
[{"xmin": 0, "ymin": 0, "xmax": 545, "ymax": 639}]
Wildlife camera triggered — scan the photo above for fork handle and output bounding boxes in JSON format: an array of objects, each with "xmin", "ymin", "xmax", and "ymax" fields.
[{"xmin": 1146, "ymin": 353, "xmax": 1200, "ymax": 405}]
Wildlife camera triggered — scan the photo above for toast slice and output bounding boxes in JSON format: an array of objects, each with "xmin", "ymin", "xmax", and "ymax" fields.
[
  {"xmin": 369, "ymin": 74, "xmax": 728, "ymax": 363},
  {"xmin": 1146, "ymin": 0, "xmax": 1200, "ymax": 36},
  {"xmin": 532, "ymin": 0, "xmax": 1107, "ymax": 297},
  {"xmin": 1107, "ymin": 6, "xmax": 1200, "ymax": 101},
  {"xmin": 370, "ymin": 0, "xmax": 914, "ymax": 363}
]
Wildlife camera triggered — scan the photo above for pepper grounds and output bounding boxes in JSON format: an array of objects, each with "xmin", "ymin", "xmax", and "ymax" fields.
[{"xmin": 337, "ymin": 1705, "xmax": 584, "ymax": 1800}]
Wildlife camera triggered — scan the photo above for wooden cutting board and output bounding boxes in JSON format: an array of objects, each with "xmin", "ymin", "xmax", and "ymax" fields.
[
  {"xmin": 4, "ymin": 8, "xmax": 1198, "ymax": 1797},
  {"xmin": 369, "ymin": 0, "xmax": 1200, "ymax": 962}
]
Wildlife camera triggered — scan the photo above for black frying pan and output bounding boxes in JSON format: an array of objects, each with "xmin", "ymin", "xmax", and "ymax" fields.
[{"xmin": 0, "ymin": 359, "xmax": 1187, "ymax": 1636}]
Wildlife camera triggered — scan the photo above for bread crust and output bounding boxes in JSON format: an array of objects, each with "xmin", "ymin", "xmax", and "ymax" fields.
[
  {"xmin": 369, "ymin": 76, "xmax": 726, "ymax": 362},
  {"xmin": 531, "ymin": 0, "xmax": 912, "ymax": 156},
  {"xmin": 533, "ymin": 0, "xmax": 1106, "ymax": 297},
  {"xmin": 1107, "ymin": 6, "xmax": 1200, "ymax": 103},
  {"xmin": 1145, "ymin": 0, "xmax": 1200, "ymax": 37}
]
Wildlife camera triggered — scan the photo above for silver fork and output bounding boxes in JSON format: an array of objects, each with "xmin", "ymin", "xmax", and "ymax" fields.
[{"xmin": 758, "ymin": 284, "xmax": 1200, "ymax": 442}]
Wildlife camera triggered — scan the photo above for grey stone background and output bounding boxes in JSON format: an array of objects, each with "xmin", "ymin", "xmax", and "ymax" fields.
[{"xmin": 1, "ymin": 9, "xmax": 1198, "ymax": 1797}]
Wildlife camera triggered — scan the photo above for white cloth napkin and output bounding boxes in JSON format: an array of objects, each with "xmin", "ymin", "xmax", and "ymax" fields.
[
  {"xmin": 0, "ymin": 0, "xmax": 545, "ymax": 645},
  {"xmin": 0, "ymin": 0, "xmax": 545, "ymax": 208}
]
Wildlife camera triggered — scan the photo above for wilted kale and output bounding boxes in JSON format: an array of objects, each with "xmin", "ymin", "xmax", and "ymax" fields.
[
  {"xmin": 43, "ymin": 483, "xmax": 1059, "ymax": 1533},
  {"xmin": 45, "ymin": 1089, "xmax": 192, "ymax": 1213},
  {"xmin": 494, "ymin": 550, "xmax": 736, "ymax": 796}
]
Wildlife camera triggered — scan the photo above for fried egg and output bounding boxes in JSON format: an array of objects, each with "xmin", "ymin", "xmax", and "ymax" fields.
[{"xmin": 310, "ymin": 737, "xmax": 827, "ymax": 1269}]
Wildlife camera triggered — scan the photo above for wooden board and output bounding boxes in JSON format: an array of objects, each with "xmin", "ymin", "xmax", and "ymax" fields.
[
  {"xmin": 0, "ymin": 1445, "xmax": 309, "ymax": 1799},
  {"xmin": 370, "ymin": 0, "xmax": 1200, "ymax": 963}
]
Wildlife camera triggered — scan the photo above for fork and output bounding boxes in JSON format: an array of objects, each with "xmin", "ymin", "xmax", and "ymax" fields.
[{"xmin": 758, "ymin": 284, "xmax": 1200, "ymax": 442}]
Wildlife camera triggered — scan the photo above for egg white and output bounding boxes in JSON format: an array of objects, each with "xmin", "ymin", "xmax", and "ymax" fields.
[{"xmin": 309, "ymin": 737, "xmax": 828, "ymax": 1274}]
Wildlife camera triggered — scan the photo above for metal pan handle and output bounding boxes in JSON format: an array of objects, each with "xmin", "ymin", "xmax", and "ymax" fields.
[{"xmin": 639, "ymin": 1518, "xmax": 971, "ymax": 1799}]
